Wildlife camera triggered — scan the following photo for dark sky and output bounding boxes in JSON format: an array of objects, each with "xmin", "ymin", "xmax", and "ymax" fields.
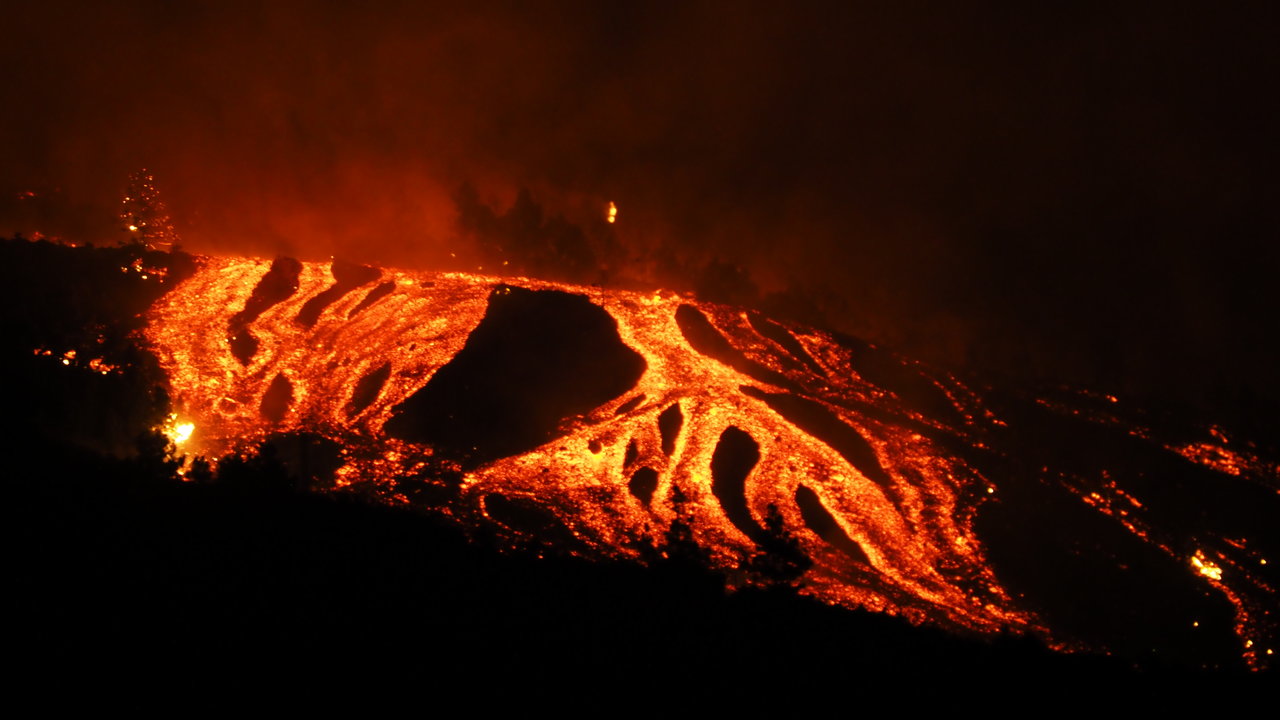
[{"xmin": 4, "ymin": 1, "xmax": 1277, "ymax": 416}]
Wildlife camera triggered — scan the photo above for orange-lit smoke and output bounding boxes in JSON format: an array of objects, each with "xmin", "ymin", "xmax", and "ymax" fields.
[{"xmin": 6, "ymin": 1, "xmax": 1279, "ymax": 430}]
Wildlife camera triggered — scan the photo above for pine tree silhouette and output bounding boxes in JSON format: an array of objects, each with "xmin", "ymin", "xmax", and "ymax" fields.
[
  {"xmin": 747, "ymin": 502, "xmax": 812, "ymax": 584},
  {"xmin": 120, "ymin": 169, "xmax": 179, "ymax": 251}
]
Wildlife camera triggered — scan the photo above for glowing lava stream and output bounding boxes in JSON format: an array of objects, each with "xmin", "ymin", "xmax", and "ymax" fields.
[{"xmin": 147, "ymin": 255, "xmax": 1043, "ymax": 637}]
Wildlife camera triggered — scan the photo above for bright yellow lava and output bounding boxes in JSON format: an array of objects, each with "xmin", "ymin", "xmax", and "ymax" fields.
[
  {"xmin": 1192, "ymin": 550, "xmax": 1224, "ymax": 581},
  {"xmin": 161, "ymin": 415, "xmax": 195, "ymax": 446}
]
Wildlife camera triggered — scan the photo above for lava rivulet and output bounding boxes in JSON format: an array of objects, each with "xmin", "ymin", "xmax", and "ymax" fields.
[{"xmin": 145, "ymin": 255, "xmax": 1278, "ymax": 667}]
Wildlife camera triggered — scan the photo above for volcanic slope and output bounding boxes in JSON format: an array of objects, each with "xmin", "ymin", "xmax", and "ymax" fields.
[{"xmin": 146, "ymin": 255, "xmax": 1280, "ymax": 671}]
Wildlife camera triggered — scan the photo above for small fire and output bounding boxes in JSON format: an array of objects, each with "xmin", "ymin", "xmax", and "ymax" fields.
[
  {"xmin": 1192, "ymin": 549, "xmax": 1224, "ymax": 581},
  {"xmin": 87, "ymin": 358, "xmax": 116, "ymax": 375},
  {"xmin": 606, "ymin": 201, "xmax": 617, "ymax": 224},
  {"xmin": 160, "ymin": 414, "xmax": 195, "ymax": 446}
]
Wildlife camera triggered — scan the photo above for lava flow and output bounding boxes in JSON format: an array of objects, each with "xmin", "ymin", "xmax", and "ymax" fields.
[{"xmin": 145, "ymin": 255, "xmax": 1279, "ymax": 669}]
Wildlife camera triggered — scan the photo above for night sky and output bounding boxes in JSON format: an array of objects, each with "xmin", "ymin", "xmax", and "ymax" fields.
[{"xmin": 4, "ymin": 1, "xmax": 1277, "ymax": 419}]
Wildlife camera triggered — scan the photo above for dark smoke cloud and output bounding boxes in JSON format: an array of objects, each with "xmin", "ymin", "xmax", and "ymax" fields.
[{"xmin": 4, "ymin": 1, "xmax": 1277, "ymax": 418}]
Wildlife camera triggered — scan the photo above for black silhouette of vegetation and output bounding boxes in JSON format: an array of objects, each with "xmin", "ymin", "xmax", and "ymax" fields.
[{"xmin": 456, "ymin": 184, "xmax": 618, "ymax": 285}]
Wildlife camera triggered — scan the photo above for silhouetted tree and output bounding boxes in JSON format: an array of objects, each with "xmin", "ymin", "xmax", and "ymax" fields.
[
  {"xmin": 747, "ymin": 502, "xmax": 811, "ymax": 584},
  {"xmin": 694, "ymin": 259, "xmax": 759, "ymax": 307},
  {"xmin": 119, "ymin": 169, "xmax": 179, "ymax": 251},
  {"xmin": 453, "ymin": 183, "xmax": 600, "ymax": 284},
  {"xmin": 662, "ymin": 484, "xmax": 711, "ymax": 568},
  {"xmin": 213, "ymin": 441, "xmax": 295, "ymax": 495}
]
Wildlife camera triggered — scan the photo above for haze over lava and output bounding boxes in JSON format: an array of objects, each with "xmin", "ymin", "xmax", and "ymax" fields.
[{"xmin": 5, "ymin": 2, "xmax": 1278, "ymax": 416}]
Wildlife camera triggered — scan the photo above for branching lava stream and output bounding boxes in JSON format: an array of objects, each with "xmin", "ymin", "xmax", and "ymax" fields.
[{"xmin": 145, "ymin": 255, "xmax": 1278, "ymax": 670}]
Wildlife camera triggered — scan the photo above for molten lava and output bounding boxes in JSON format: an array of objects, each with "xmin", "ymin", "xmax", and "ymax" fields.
[{"xmin": 145, "ymin": 255, "xmax": 1278, "ymax": 669}]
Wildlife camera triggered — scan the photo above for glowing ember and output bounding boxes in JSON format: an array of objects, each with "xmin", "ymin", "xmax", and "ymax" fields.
[
  {"xmin": 1174, "ymin": 440, "xmax": 1277, "ymax": 480},
  {"xmin": 161, "ymin": 414, "xmax": 195, "ymax": 446},
  {"xmin": 172, "ymin": 423, "xmax": 195, "ymax": 445},
  {"xmin": 1192, "ymin": 550, "xmax": 1224, "ymax": 581},
  {"xmin": 607, "ymin": 201, "xmax": 618, "ymax": 223}
]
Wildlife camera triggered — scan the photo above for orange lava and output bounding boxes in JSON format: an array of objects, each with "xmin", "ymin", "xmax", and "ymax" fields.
[
  {"xmin": 146, "ymin": 256, "xmax": 1035, "ymax": 637},
  {"xmin": 143, "ymin": 255, "xmax": 1279, "ymax": 666}
]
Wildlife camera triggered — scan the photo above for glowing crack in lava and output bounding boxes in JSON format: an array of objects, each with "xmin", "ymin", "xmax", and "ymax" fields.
[{"xmin": 146, "ymin": 255, "xmax": 1278, "ymax": 669}]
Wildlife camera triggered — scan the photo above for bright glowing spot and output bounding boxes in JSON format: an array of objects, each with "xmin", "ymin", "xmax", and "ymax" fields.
[
  {"xmin": 607, "ymin": 201, "xmax": 617, "ymax": 223},
  {"xmin": 1191, "ymin": 550, "xmax": 1224, "ymax": 581},
  {"xmin": 161, "ymin": 415, "xmax": 195, "ymax": 446},
  {"xmin": 172, "ymin": 423, "xmax": 195, "ymax": 444},
  {"xmin": 128, "ymin": 225, "xmax": 139, "ymax": 232}
]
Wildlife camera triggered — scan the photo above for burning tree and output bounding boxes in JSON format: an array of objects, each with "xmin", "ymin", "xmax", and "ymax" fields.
[{"xmin": 119, "ymin": 169, "xmax": 179, "ymax": 251}]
